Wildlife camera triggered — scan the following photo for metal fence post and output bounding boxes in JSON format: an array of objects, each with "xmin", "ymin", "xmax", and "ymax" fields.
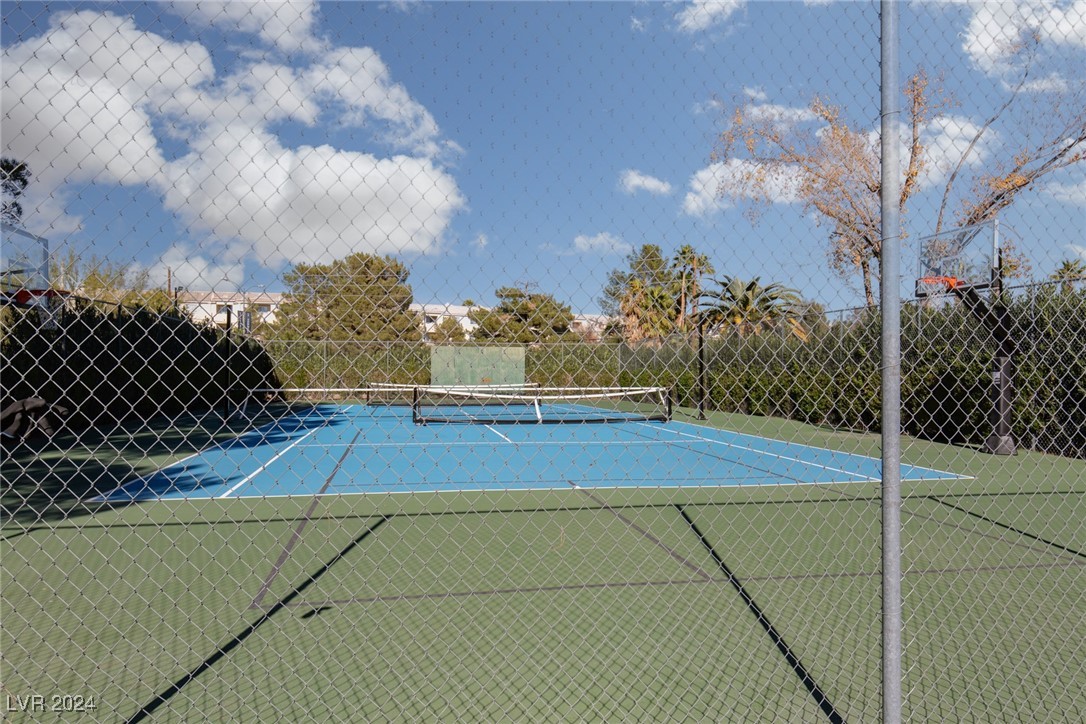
[{"xmin": 880, "ymin": 2, "xmax": 903, "ymax": 722}]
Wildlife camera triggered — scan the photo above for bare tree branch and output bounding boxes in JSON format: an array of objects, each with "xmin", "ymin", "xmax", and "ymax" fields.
[{"xmin": 934, "ymin": 38, "xmax": 1037, "ymax": 234}]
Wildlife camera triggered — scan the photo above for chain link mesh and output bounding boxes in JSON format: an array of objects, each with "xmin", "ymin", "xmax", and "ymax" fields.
[{"xmin": 2, "ymin": 2, "xmax": 1083, "ymax": 720}]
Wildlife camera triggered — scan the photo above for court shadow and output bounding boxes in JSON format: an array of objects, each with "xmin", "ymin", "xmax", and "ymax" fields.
[
  {"xmin": 1, "ymin": 442, "xmax": 145, "ymax": 532},
  {"xmin": 0, "ymin": 406, "xmax": 349, "ymax": 531},
  {"xmin": 217, "ymin": 404, "xmax": 349, "ymax": 451},
  {"xmin": 87, "ymin": 464, "xmax": 246, "ymax": 504}
]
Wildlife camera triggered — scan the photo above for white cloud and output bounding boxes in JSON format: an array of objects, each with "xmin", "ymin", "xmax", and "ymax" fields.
[
  {"xmin": 963, "ymin": 0, "xmax": 1086, "ymax": 75},
  {"xmin": 143, "ymin": 243, "xmax": 246, "ymax": 291},
  {"xmin": 683, "ymin": 102, "xmax": 1013, "ymax": 220},
  {"xmin": 682, "ymin": 160, "xmax": 803, "ymax": 217},
  {"xmin": 853, "ymin": 114, "xmax": 998, "ymax": 195},
  {"xmin": 1010, "ymin": 72, "xmax": 1071, "ymax": 93},
  {"xmin": 386, "ymin": 0, "xmax": 425, "ymax": 14},
  {"xmin": 692, "ymin": 97, "xmax": 725, "ymax": 116},
  {"xmin": 746, "ymin": 101, "xmax": 819, "ymax": 131},
  {"xmin": 1045, "ymin": 177, "xmax": 1086, "ymax": 205},
  {"xmin": 1, "ymin": 11, "xmax": 214, "ymax": 231},
  {"xmin": 711, "ymin": 92, "xmax": 817, "ymax": 137},
  {"xmin": 161, "ymin": 129, "xmax": 465, "ymax": 266},
  {"xmin": 963, "ymin": 3, "xmax": 1030, "ymax": 74},
  {"xmin": 304, "ymin": 47, "xmax": 447, "ymax": 157},
  {"xmin": 1067, "ymin": 244, "xmax": 1086, "ymax": 261},
  {"xmin": 572, "ymin": 232, "xmax": 632, "ymax": 255},
  {"xmin": 0, "ymin": 12, "xmax": 211, "ymax": 191},
  {"xmin": 620, "ymin": 169, "xmax": 674, "ymax": 196},
  {"xmin": 169, "ymin": 46, "xmax": 450, "ymax": 158},
  {"xmin": 742, "ymin": 87, "xmax": 769, "ymax": 103},
  {"xmin": 1042, "ymin": 0, "xmax": 1086, "ymax": 47},
  {"xmin": 1, "ymin": 9, "xmax": 466, "ymax": 266},
  {"xmin": 917, "ymin": 115, "xmax": 997, "ymax": 190},
  {"xmin": 473, "ymin": 233, "xmax": 489, "ymax": 250},
  {"xmin": 166, "ymin": 0, "xmax": 324, "ymax": 55},
  {"xmin": 675, "ymin": 0, "xmax": 745, "ymax": 33},
  {"xmin": 683, "ymin": 163, "xmax": 733, "ymax": 217},
  {"xmin": 631, "ymin": 17, "xmax": 648, "ymax": 33},
  {"xmin": 221, "ymin": 61, "xmax": 319, "ymax": 126}
]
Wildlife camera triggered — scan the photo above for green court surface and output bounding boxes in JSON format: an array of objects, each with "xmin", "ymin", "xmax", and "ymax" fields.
[{"xmin": 2, "ymin": 408, "xmax": 1083, "ymax": 721}]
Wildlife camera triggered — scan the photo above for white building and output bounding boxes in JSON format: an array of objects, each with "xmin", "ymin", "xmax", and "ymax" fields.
[
  {"xmin": 570, "ymin": 314, "xmax": 611, "ymax": 342},
  {"xmin": 177, "ymin": 291, "xmax": 284, "ymax": 330},
  {"xmin": 410, "ymin": 303, "xmax": 480, "ymax": 340},
  {"xmin": 171, "ymin": 293, "xmax": 612, "ymax": 343}
]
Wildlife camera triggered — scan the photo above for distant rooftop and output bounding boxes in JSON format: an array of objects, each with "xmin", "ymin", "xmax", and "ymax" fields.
[{"xmin": 177, "ymin": 291, "xmax": 285, "ymax": 305}]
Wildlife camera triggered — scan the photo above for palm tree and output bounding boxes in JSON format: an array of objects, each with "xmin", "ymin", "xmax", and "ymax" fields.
[
  {"xmin": 1050, "ymin": 258, "xmax": 1086, "ymax": 294},
  {"xmin": 643, "ymin": 285, "xmax": 677, "ymax": 340},
  {"xmin": 619, "ymin": 278, "xmax": 675, "ymax": 345},
  {"xmin": 619, "ymin": 278, "xmax": 649, "ymax": 344},
  {"xmin": 699, "ymin": 276, "xmax": 809, "ymax": 341},
  {"xmin": 672, "ymin": 245, "xmax": 714, "ymax": 334}
]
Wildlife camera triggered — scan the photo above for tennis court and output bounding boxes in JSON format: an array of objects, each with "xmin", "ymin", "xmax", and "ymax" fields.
[
  {"xmin": 89, "ymin": 388, "xmax": 959, "ymax": 502},
  {"xmin": 3, "ymin": 397, "xmax": 1082, "ymax": 722}
]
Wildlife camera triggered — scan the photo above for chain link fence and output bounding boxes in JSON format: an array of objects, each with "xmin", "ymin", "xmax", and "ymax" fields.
[{"xmin": 2, "ymin": 2, "xmax": 1083, "ymax": 721}]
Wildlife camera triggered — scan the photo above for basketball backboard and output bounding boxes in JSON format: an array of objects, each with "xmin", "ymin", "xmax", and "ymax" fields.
[
  {"xmin": 0, "ymin": 221, "xmax": 50, "ymax": 292},
  {"xmin": 916, "ymin": 219, "xmax": 998, "ymax": 298}
]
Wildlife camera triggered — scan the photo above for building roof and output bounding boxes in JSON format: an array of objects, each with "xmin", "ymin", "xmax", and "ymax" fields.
[
  {"xmin": 572, "ymin": 313, "xmax": 612, "ymax": 325},
  {"xmin": 178, "ymin": 291, "xmax": 285, "ymax": 305},
  {"xmin": 410, "ymin": 303, "xmax": 485, "ymax": 317}
]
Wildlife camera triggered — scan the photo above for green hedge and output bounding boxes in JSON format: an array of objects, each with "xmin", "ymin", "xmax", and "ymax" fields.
[
  {"xmin": 86, "ymin": 286, "xmax": 1076, "ymax": 459},
  {"xmin": 5, "ymin": 289, "xmax": 1078, "ymax": 455},
  {"xmin": 621, "ymin": 289, "xmax": 1084, "ymax": 458},
  {"xmin": 1, "ymin": 299, "xmax": 277, "ymax": 426}
]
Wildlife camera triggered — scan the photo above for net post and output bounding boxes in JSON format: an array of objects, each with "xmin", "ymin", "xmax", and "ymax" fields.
[
  {"xmin": 696, "ymin": 320, "xmax": 707, "ymax": 420},
  {"xmin": 411, "ymin": 385, "xmax": 423, "ymax": 425},
  {"xmin": 880, "ymin": 2, "xmax": 903, "ymax": 722},
  {"xmin": 222, "ymin": 305, "xmax": 234, "ymax": 420}
]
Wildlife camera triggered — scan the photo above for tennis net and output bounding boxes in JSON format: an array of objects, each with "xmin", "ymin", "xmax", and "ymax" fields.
[
  {"xmin": 368, "ymin": 382, "xmax": 540, "ymax": 407},
  {"xmin": 240, "ymin": 387, "xmax": 396, "ymax": 418},
  {"xmin": 239, "ymin": 384, "xmax": 545, "ymax": 415},
  {"xmin": 411, "ymin": 386, "xmax": 672, "ymax": 425}
]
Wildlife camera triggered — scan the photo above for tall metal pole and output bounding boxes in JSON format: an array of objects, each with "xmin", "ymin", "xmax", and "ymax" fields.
[
  {"xmin": 697, "ymin": 319, "xmax": 707, "ymax": 420},
  {"xmin": 986, "ymin": 220, "xmax": 1017, "ymax": 455},
  {"xmin": 880, "ymin": 2, "xmax": 903, "ymax": 723},
  {"xmin": 223, "ymin": 305, "xmax": 234, "ymax": 420}
]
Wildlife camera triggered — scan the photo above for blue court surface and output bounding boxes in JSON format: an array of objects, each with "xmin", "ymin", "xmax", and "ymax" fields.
[{"xmin": 93, "ymin": 403, "xmax": 961, "ymax": 502}]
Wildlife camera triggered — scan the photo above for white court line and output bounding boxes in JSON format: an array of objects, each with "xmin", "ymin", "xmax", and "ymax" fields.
[
  {"xmin": 485, "ymin": 425, "xmax": 513, "ymax": 443},
  {"xmin": 218, "ymin": 427, "xmax": 323, "ymax": 498},
  {"xmin": 271, "ymin": 438, "xmax": 675, "ymax": 450},
  {"xmin": 633, "ymin": 421, "xmax": 883, "ymax": 483},
  {"xmin": 88, "ymin": 414, "xmax": 305, "ymax": 502},
  {"xmin": 187, "ymin": 475, "xmax": 890, "ymax": 500},
  {"xmin": 659, "ymin": 417, "xmax": 967, "ymax": 482},
  {"xmin": 667, "ymin": 415, "xmax": 958, "ymax": 475},
  {"xmin": 87, "ymin": 447, "xmax": 208, "ymax": 503}
]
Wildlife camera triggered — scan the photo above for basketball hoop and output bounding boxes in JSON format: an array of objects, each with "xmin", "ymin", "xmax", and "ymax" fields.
[
  {"xmin": 916, "ymin": 218, "xmax": 999, "ymax": 300},
  {"xmin": 915, "ymin": 275, "xmax": 963, "ymax": 298},
  {"xmin": 14, "ymin": 289, "xmax": 66, "ymax": 331}
]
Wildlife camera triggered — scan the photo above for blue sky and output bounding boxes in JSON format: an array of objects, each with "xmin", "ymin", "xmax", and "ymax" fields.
[{"xmin": 2, "ymin": 1, "xmax": 1083, "ymax": 313}]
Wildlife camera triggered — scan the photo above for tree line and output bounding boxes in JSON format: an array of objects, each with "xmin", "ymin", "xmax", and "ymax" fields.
[{"xmin": 265, "ymin": 244, "xmax": 822, "ymax": 347}]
